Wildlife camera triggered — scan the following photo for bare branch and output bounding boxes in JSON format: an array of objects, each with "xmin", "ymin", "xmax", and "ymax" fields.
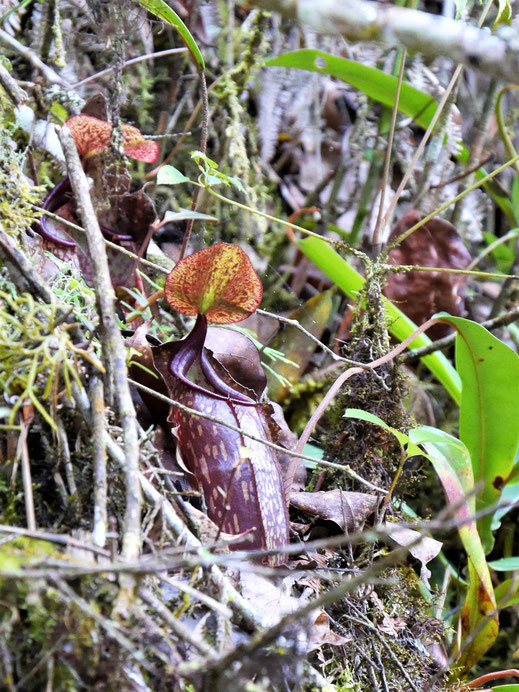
[{"xmin": 250, "ymin": 0, "xmax": 519, "ymax": 83}]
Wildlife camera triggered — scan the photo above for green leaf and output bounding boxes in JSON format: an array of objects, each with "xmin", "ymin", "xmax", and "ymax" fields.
[
  {"xmin": 298, "ymin": 236, "xmax": 461, "ymax": 403},
  {"xmin": 491, "ymin": 687, "xmax": 519, "ymax": 692},
  {"xmin": 341, "ymin": 410, "xmax": 498, "ymax": 673},
  {"xmin": 136, "ymin": 0, "xmax": 204, "ymax": 69},
  {"xmin": 411, "ymin": 426, "xmax": 498, "ymax": 675},
  {"xmin": 156, "ymin": 165, "xmax": 190, "ymax": 186},
  {"xmin": 494, "ymin": 0, "xmax": 512, "ymax": 26},
  {"xmin": 488, "ymin": 557, "xmax": 519, "ymax": 571},
  {"xmin": 265, "ymin": 50, "xmax": 437, "ymax": 130},
  {"xmin": 438, "ymin": 315, "xmax": 519, "ymax": 554},
  {"xmin": 163, "ymin": 209, "xmax": 218, "ymax": 223},
  {"xmin": 494, "ymin": 578, "xmax": 519, "ymax": 607},
  {"xmin": 191, "ymin": 150, "xmax": 218, "ymax": 168}
]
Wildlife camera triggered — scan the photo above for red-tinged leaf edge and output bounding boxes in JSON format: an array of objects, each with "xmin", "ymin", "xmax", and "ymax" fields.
[
  {"xmin": 164, "ymin": 243, "xmax": 263, "ymax": 324},
  {"xmin": 66, "ymin": 115, "xmax": 159, "ymax": 163}
]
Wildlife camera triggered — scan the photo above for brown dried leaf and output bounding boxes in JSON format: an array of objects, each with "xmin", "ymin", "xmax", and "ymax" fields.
[
  {"xmin": 384, "ymin": 210, "xmax": 471, "ymax": 339},
  {"xmin": 266, "ymin": 290, "xmax": 333, "ymax": 401},
  {"xmin": 290, "ymin": 489, "xmax": 378, "ymax": 532}
]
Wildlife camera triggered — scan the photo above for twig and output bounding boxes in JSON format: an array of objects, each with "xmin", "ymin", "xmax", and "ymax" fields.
[
  {"xmin": 0, "ymin": 525, "xmax": 110, "ymax": 556},
  {"xmin": 381, "ymin": 63, "xmax": 464, "ymax": 240},
  {"xmin": 256, "ymin": 307, "xmax": 365, "ymax": 366},
  {"xmin": 58, "ymin": 127, "xmax": 142, "ymax": 569},
  {"xmin": 71, "ymin": 47, "xmax": 188, "ymax": 88},
  {"xmin": 140, "ymin": 587, "xmax": 218, "ymax": 658},
  {"xmin": 0, "ymin": 61, "xmax": 28, "ymax": 105},
  {"xmin": 90, "ymin": 374, "xmax": 107, "ymax": 548},
  {"xmin": 179, "ymin": 68, "xmax": 209, "ymax": 261},
  {"xmin": 372, "ymin": 47, "xmax": 406, "ymax": 248},
  {"xmin": 0, "ymin": 27, "xmax": 69, "ymax": 86},
  {"xmin": 32, "ymin": 205, "xmax": 167, "ymax": 273},
  {"xmin": 400, "ymin": 302, "xmax": 519, "ymax": 362},
  {"xmin": 17, "ymin": 415, "xmax": 36, "ymax": 531},
  {"xmin": 56, "ymin": 416, "xmax": 78, "ymax": 497},
  {"xmin": 162, "ymin": 575, "xmax": 232, "ymax": 619},
  {"xmin": 127, "ymin": 377, "xmax": 386, "ymax": 493}
]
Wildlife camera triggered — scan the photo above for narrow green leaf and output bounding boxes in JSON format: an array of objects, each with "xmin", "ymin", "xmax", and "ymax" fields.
[
  {"xmin": 136, "ymin": 0, "xmax": 204, "ymax": 69},
  {"xmin": 438, "ymin": 315, "xmax": 519, "ymax": 554},
  {"xmin": 265, "ymin": 50, "xmax": 437, "ymax": 130},
  {"xmin": 494, "ymin": 578, "xmax": 519, "ymax": 607},
  {"xmin": 163, "ymin": 209, "xmax": 218, "ymax": 223},
  {"xmin": 157, "ymin": 165, "xmax": 190, "ymax": 186},
  {"xmin": 298, "ymin": 236, "xmax": 461, "ymax": 403},
  {"xmin": 488, "ymin": 557, "xmax": 519, "ymax": 571},
  {"xmin": 491, "ymin": 686, "xmax": 519, "ymax": 692}
]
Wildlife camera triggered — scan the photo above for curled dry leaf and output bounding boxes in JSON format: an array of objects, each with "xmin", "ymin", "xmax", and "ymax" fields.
[
  {"xmin": 266, "ymin": 289, "xmax": 334, "ymax": 402},
  {"xmin": 384, "ymin": 210, "xmax": 471, "ymax": 339},
  {"xmin": 290, "ymin": 489, "xmax": 378, "ymax": 533},
  {"xmin": 386, "ymin": 524, "xmax": 442, "ymax": 588},
  {"xmin": 164, "ymin": 243, "xmax": 263, "ymax": 324}
]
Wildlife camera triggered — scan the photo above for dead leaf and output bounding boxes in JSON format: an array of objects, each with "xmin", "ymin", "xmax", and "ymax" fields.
[
  {"xmin": 384, "ymin": 210, "xmax": 471, "ymax": 339},
  {"xmin": 290, "ymin": 489, "xmax": 378, "ymax": 532}
]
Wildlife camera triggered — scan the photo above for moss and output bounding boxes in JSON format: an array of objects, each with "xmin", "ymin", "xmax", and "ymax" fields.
[{"xmin": 0, "ymin": 112, "xmax": 43, "ymax": 238}]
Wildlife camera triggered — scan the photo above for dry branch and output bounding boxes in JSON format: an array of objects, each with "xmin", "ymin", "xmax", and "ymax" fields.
[
  {"xmin": 58, "ymin": 126, "xmax": 142, "ymax": 567},
  {"xmin": 250, "ymin": 0, "xmax": 519, "ymax": 83}
]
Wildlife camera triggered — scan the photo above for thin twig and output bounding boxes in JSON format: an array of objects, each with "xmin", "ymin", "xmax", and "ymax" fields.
[
  {"xmin": 127, "ymin": 377, "xmax": 386, "ymax": 494},
  {"xmin": 401, "ymin": 302, "xmax": 519, "ymax": 362},
  {"xmin": 0, "ymin": 525, "xmax": 110, "ymax": 556},
  {"xmin": 294, "ymin": 316, "xmax": 440, "ymax": 457},
  {"xmin": 256, "ymin": 307, "xmax": 364, "ymax": 366},
  {"xmin": 56, "ymin": 416, "xmax": 78, "ymax": 497},
  {"xmin": 179, "ymin": 68, "xmax": 209, "ymax": 261},
  {"xmin": 71, "ymin": 47, "xmax": 188, "ymax": 88},
  {"xmin": 0, "ymin": 27, "xmax": 69, "ymax": 86},
  {"xmin": 372, "ymin": 47, "xmax": 406, "ymax": 248},
  {"xmin": 58, "ymin": 127, "xmax": 142, "ymax": 570},
  {"xmin": 140, "ymin": 587, "xmax": 218, "ymax": 658},
  {"xmin": 17, "ymin": 416, "xmax": 36, "ymax": 531},
  {"xmin": 90, "ymin": 373, "xmax": 107, "ymax": 548},
  {"xmin": 32, "ymin": 205, "xmax": 167, "ymax": 273},
  {"xmin": 0, "ymin": 61, "xmax": 28, "ymax": 105}
]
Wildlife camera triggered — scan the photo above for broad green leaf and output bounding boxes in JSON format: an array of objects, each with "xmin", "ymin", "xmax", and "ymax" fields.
[
  {"xmin": 488, "ymin": 557, "xmax": 519, "ymax": 571},
  {"xmin": 157, "ymin": 165, "xmax": 190, "ymax": 186},
  {"xmin": 136, "ymin": 0, "xmax": 204, "ymax": 69},
  {"xmin": 163, "ymin": 209, "xmax": 218, "ymax": 223},
  {"xmin": 298, "ymin": 236, "xmax": 461, "ymax": 403},
  {"xmin": 265, "ymin": 50, "xmax": 437, "ymax": 130},
  {"xmin": 266, "ymin": 50, "xmax": 514, "ymax": 223},
  {"xmin": 494, "ymin": 578, "xmax": 519, "ymax": 607},
  {"xmin": 492, "ymin": 687, "xmax": 519, "ymax": 692},
  {"xmin": 438, "ymin": 315, "xmax": 519, "ymax": 554},
  {"xmin": 411, "ymin": 426, "xmax": 498, "ymax": 676}
]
